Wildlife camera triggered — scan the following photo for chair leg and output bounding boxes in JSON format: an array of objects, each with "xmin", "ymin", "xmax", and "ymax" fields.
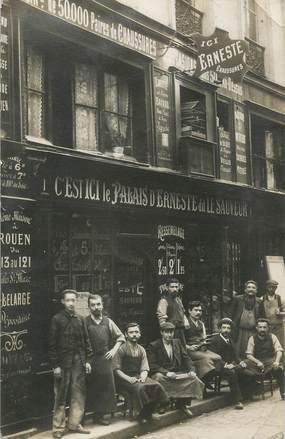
[{"xmin": 261, "ymin": 375, "xmax": 265, "ymax": 400}]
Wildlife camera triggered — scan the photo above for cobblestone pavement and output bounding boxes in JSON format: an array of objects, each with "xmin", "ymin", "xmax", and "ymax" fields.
[{"xmin": 140, "ymin": 391, "xmax": 285, "ymax": 439}]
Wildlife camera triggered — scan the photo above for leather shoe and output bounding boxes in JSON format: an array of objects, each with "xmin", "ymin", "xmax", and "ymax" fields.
[
  {"xmin": 52, "ymin": 433, "xmax": 63, "ymax": 438},
  {"xmin": 235, "ymin": 402, "xmax": 244, "ymax": 410},
  {"xmin": 68, "ymin": 425, "xmax": 90, "ymax": 434},
  {"xmin": 181, "ymin": 405, "xmax": 193, "ymax": 417},
  {"xmin": 96, "ymin": 417, "xmax": 110, "ymax": 426}
]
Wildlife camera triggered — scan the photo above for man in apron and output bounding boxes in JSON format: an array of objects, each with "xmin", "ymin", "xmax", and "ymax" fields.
[
  {"xmin": 113, "ymin": 323, "xmax": 169, "ymax": 423},
  {"xmin": 147, "ymin": 322, "xmax": 204, "ymax": 417},
  {"xmin": 85, "ymin": 294, "xmax": 125, "ymax": 425}
]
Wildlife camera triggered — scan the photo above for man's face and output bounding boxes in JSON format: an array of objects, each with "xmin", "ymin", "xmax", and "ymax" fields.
[
  {"xmin": 168, "ymin": 282, "xmax": 179, "ymax": 296},
  {"xmin": 256, "ymin": 322, "xmax": 269, "ymax": 337},
  {"xmin": 89, "ymin": 298, "xmax": 103, "ymax": 317},
  {"xmin": 161, "ymin": 329, "xmax": 174, "ymax": 343},
  {"xmin": 126, "ymin": 326, "xmax": 141, "ymax": 343},
  {"xmin": 62, "ymin": 293, "xmax": 76, "ymax": 313},
  {"xmin": 220, "ymin": 323, "xmax": 231, "ymax": 337},
  {"xmin": 189, "ymin": 306, "xmax": 203, "ymax": 319},
  {"xmin": 245, "ymin": 282, "xmax": 257, "ymax": 296},
  {"xmin": 266, "ymin": 285, "xmax": 277, "ymax": 296}
]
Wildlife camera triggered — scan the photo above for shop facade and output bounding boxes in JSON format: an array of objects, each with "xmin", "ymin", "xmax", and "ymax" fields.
[{"xmin": 1, "ymin": 0, "xmax": 285, "ymax": 434}]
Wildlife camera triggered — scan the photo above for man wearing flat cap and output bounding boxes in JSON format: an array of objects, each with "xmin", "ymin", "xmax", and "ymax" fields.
[
  {"xmin": 147, "ymin": 322, "xmax": 204, "ymax": 417},
  {"xmin": 259, "ymin": 280, "xmax": 285, "ymax": 349},
  {"xmin": 209, "ymin": 318, "xmax": 248, "ymax": 409}
]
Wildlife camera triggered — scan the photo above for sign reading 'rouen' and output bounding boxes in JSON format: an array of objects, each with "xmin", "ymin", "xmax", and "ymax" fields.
[{"xmin": 192, "ymin": 28, "xmax": 247, "ymax": 81}]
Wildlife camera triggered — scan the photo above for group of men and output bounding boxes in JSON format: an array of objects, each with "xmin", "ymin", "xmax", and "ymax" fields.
[{"xmin": 49, "ymin": 278, "xmax": 285, "ymax": 438}]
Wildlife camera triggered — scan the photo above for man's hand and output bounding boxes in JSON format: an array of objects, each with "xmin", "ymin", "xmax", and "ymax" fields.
[
  {"xmin": 166, "ymin": 372, "xmax": 177, "ymax": 379},
  {"xmin": 85, "ymin": 362, "xmax": 92, "ymax": 374},
  {"xmin": 54, "ymin": 367, "xmax": 62, "ymax": 379},
  {"xmin": 128, "ymin": 377, "xmax": 139, "ymax": 384},
  {"xmin": 224, "ymin": 363, "xmax": 235, "ymax": 370},
  {"xmin": 256, "ymin": 361, "xmax": 264, "ymax": 370},
  {"xmin": 104, "ymin": 348, "xmax": 116, "ymax": 360},
  {"xmin": 272, "ymin": 361, "xmax": 280, "ymax": 369},
  {"xmin": 187, "ymin": 345, "xmax": 199, "ymax": 352},
  {"xmin": 188, "ymin": 371, "xmax": 197, "ymax": 378},
  {"xmin": 239, "ymin": 361, "xmax": 247, "ymax": 368}
]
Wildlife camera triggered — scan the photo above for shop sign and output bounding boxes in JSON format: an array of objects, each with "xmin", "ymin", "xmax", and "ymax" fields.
[
  {"xmin": 0, "ymin": 3, "xmax": 12, "ymax": 138},
  {"xmin": 192, "ymin": 28, "xmax": 247, "ymax": 82},
  {"xmin": 21, "ymin": 0, "xmax": 157, "ymax": 58},
  {"xmin": 157, "ymin": 225, "xmax": 185, "ymax": 294},
  {"xmin": 41, "ymin": 175, "xmax": 252, "ymax": 218}
]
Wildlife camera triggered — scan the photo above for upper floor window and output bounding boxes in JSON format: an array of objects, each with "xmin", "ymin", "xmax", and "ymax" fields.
[
  {"xmin": 175, "ymin": 0, "xmax": 203, "ymax": 36},
  {"xmin": 251, "ymin": 115, "xmax": 285, "ymax": 191},
  {"xmin": 248, "ymin": 0, "xmax": 257, "ymax": 41},
  {"xmin": 24, "ymin": 35, "xmax": 147, "ymax": 162}
]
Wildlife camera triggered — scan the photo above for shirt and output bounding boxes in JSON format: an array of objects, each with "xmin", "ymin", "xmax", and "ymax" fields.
[
  {"xmin": 263, "ymin": 295, "xmax": 285, "ymax": 325},
  {"xmin": 163, "ymin": 341, "xmax": 173, "ymax": 360},
  {"xmin": 246, "ymin": 333, "xmax": 283, "ymax": 356},
  {"xmin": 90, "ymin": 315, "xmax": 125, "ymax": 343},
  {"xmin": 113, "ymin": 341, "xmax": 150, "ymax": 372}
]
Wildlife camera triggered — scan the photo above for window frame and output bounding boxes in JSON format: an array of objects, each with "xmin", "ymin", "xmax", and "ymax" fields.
[{"xmin": 174, "ymin": 74, "xmax": 217, "ymax": 177}]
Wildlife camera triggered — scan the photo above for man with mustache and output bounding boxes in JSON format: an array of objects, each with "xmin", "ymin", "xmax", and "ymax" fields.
[
  {"xmin": 209, "ymin": 318, "xmax": 247, "ymax": 409},
  {"xmin": 232, "ymin": 280, "xmax": 261, "ymax": 358},
  {"xmin": 85, "ymin": 294, "xmax": 125, "ymax": 425},
  {"xmin": 244, "ymin": 318, "xmax": 284, "ymax": 400},
  {"xmin": 113, "ymin": 322, "xmax": 169, "ymax": 423}
]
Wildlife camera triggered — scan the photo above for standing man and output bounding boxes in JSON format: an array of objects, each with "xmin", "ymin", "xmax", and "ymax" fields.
[
  {"xmin": 244, "ymin": 318, "xmax": 284, "ymax": 400},
  {"xmin": 48, "ymin": 289, "xmax": 92, "ymax": 438},
  {"xmin": 185, "ymin": 301, "xmax": 222, "ymax": 381},
  {"xmin": 259, "ymin": 280, "xmax": 285, "ymax": 349},
  {"xmin": 157, "ymin": 278, "xmax": 189, "ymax": 346},
  {"xmin": 113, "ymin": 323, "xmax": 169, "ymax": 424},
  {"xmin": 209, "ymin": 318, "xmax": 248, "ymax": 409},
  {"xmin": 147, "ymin": 322, "xmax": 204, "ymax": 417},
  {"xmin": 85, "ymin": 294, "xmax": 125, "ymax": 425},
  {"xmin": 232, "ymin": 280, "xmax": 260, "ymax": 358}
]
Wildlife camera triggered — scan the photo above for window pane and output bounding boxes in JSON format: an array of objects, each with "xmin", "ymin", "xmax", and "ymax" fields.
[
  {"xmin": 75, "ymin": 106, "xmax": 98, "ymax": 151},
  {"xmin": 75, "ymin": 63, "xmax": 97, "ymax": 107},
  {"xmin": 104, "ymin": 73, "xmax": 118, "ymax": 113},
  {"xmin": 27, "ymin": 91, "xmax": 44, "ymax": 137},
  {"xmin": 27, "ymin": 47, "xmax": 44, "ymax": 91},
  {"xmin": 119, "ymin": 79, "xmax": 130, "ymax": 116}
]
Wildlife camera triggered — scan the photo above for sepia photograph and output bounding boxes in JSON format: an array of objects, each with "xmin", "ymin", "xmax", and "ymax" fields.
[{"xmin": 1, "ymin": 0, "xmax": 285, "ymax": 438}]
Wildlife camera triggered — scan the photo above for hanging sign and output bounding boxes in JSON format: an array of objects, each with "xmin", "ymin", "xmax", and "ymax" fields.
[{"xmin": 192, "ymin": 28, "xmax": 247, "ymax": 82}]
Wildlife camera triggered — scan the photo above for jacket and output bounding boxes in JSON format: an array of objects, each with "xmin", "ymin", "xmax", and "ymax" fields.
[
  {"xmin": 48, "ymin": 309, "xmax": 93, "ymax": 369},
  {"xmin": 209, "ymin": 333, "xmax": 240, "ymax": 366},
  {"xmin": 147, "ymin": 338, "xmax": 195, "ymax": 375}
]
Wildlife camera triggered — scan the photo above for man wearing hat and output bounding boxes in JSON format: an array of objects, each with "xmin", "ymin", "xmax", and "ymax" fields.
[
  {"xmin": 259, "ymin": 280, "xmax": 285, "ymax": 349},
  {"xmin": 209, "ymin": 318, "xmax": 248, "ymax": 409},
  {"xmin": 147, "ymin": 322, "xmax": 204, "ymax": 417}
]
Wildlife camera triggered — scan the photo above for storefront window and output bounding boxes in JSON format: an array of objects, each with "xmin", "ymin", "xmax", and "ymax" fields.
[
  {"xmin": 181, "ymin": 87, "xmax": 206, "ymax": 139},
  {"xmin": 251, "ymin": 115, "xmax": 285, "ymax": 191}
]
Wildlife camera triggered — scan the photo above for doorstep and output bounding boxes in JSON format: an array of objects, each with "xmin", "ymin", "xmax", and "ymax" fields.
[{"xmin": 4, "ymin": 393, "xmax": 232, "ymax": 439}]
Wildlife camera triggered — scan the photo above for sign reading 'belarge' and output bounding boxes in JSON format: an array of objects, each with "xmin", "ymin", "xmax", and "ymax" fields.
[{"xmin": 48, "ymin": 176, "xmax": 251, "ymax": 217}]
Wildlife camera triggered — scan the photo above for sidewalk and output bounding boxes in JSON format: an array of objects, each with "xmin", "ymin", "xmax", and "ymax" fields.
[{"xmin": 4, "ymin": 393, "xmax": 231, "ymax": 439}]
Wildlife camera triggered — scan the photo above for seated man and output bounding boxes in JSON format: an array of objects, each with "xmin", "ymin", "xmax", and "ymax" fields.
[
  {"xmin": 185, "ymin": 301, "xmax": 222, "ymax": 381},
  {"xmin": 147, "ymin": 322, "xmax": 204, "ymax": 417},
  {"xmin": 244, "ymin": 318, "xmax": 284, "ymax": 400},
  {"xmin": 209, "ymin": 318, "xmax": 248, "ymax": 409},
  {"xmin": 113, "ymin": 322, "xmax": 169, "ymax": 423}
]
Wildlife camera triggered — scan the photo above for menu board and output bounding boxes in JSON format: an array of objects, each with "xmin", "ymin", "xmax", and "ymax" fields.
[
  {"xmin": 234, "ymin": 103, "xmax": 248, "ymax": 184},
  {"xmin": 1, "ymin": 202, "xmax": 33, "ymax": 424},
  {"xmin": 0, "ymin": 3, "xmax": 11, "ymax": 138},
  {"xmin": 154, "ymin": 69, "xmax": 172, "ymax": 168},
  {"xmin": 157, "ymin": 224, "xmax": 185, "ymax": 294},
  {"xmin": 219, "ymin": 127, "xmax": 233, "ymax": 181}
]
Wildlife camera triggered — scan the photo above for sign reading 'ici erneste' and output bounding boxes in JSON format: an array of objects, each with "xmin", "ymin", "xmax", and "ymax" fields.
[{"xmin": 192, "ymin": 28, "xmax": 248, "ymax": 82}]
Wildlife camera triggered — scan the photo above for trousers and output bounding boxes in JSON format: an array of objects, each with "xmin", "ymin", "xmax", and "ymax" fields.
[{"xmin": 53, "ymin": 354, "xmax": 86, "ymax": 433}]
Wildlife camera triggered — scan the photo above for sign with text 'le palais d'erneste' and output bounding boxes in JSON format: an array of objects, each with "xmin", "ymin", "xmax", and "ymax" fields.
[{"xmin": 192, "ymin": 28, "xmax": 248, "ymax": 82}]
